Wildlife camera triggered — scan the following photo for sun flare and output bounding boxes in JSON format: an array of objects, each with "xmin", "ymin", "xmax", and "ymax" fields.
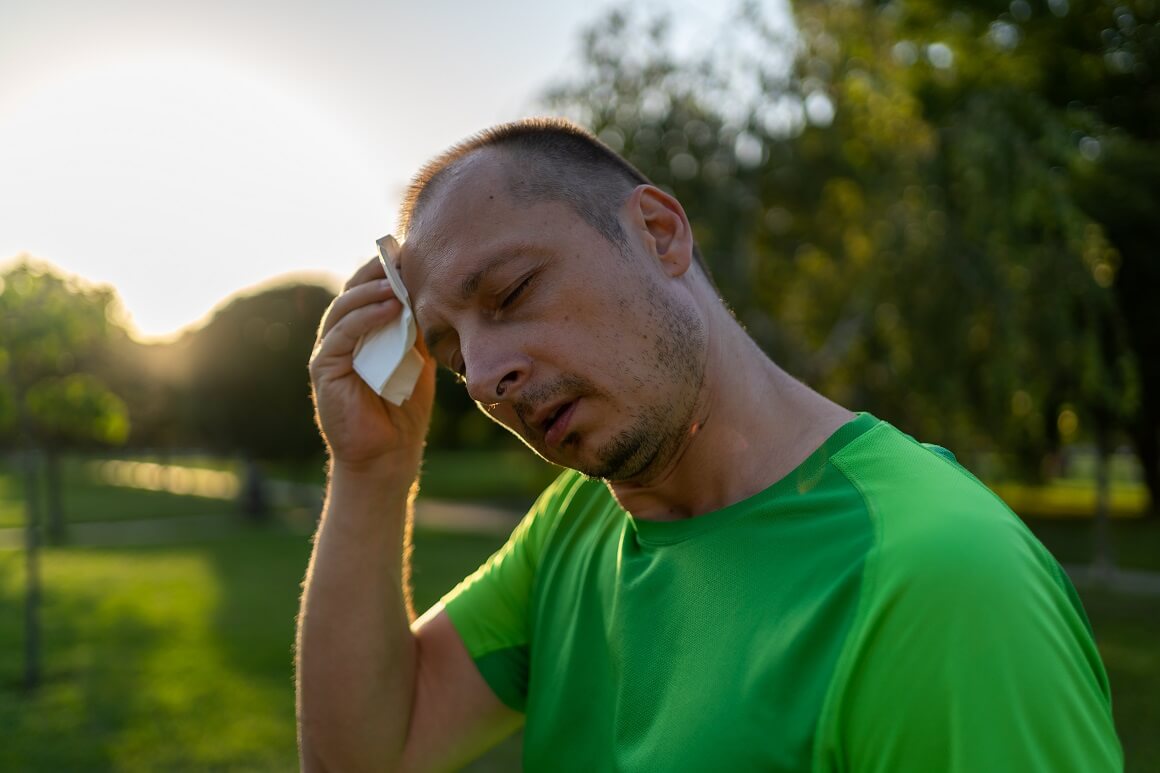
[{"xmin": 0, "ymin": 51, "xmax": 388, "ymax": 340}]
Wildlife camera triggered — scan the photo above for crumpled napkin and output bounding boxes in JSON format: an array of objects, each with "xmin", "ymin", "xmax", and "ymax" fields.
[{"xmin": 352, "ymin": 235, "xmax": 424, "ymax": 405}]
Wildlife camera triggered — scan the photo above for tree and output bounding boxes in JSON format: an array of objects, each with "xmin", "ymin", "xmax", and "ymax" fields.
[
  {"xmin": 0, "ymin": 260, "xmax": 132, "ymax": 539},
  {"xmin": 165, "ymin": 282, "xmax": 332, "ymax": 519},
  {"xmin": 544, "ymin": 1, "xmax": 1145, "ymax": 514},
  {"xmin": 25, "ymin": 373, "xmax": 129, "ymax": 541},
  {"xmin": 0, "ymin": 258, "xmax": 132, "ymax": 689},
  {"xmin": 871, "ymin": 0, "xmax": 1156, "ymax": 500}
]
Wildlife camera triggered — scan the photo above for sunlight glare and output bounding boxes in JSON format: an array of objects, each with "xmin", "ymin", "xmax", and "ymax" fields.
[{"xmin": 0, "ymin": 51, "xmax": 389, "ymax": 340}]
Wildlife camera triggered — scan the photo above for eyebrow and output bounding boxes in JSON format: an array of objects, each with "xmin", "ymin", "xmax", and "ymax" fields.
[
  {"xmin": 422, "ymin": 243, "xmax": 543, "ymax": 356},
  {"xmin": 459, "ymin": 244, "xmax": 540, "ymax": 301}
]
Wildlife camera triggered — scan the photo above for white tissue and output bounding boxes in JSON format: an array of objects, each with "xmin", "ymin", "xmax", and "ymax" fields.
[{"xmin": 352, "ymin": 235, "xmax": 424, "ymax": 405}]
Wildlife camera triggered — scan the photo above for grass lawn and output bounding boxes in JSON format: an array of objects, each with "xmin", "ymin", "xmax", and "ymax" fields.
[
  {"xmin": 1083, "ymin": 588, "xmax": 1160, "ymax": 773},
  {"xmin": 0, "ymin": 527, "xmax": 522, "ymax": 771}
]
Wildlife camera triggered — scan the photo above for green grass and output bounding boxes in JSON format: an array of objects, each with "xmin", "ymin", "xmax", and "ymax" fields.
[
  {"xmin": 0, "ymin": 527, "xmax": 521, "ymax": 771},
  {"xmin": 0, "ymin": 536, "xmax": 302, "ymax": 771},
  {"xmin": 1082, "ymin": 589, "xmax": 1160, "ymax": 773}
]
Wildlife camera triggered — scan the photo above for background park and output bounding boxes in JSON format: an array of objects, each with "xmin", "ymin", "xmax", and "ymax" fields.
[{"xmin": 2, "ymin": 0, "xmax": 1159, "ymax": 770}]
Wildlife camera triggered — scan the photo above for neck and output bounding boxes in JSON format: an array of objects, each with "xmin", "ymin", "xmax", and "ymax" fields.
[{"xmin": 608, "ymin": 305, "xmax": 854, "ymax": 522}]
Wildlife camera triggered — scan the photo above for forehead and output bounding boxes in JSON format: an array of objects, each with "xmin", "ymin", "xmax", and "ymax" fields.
[{"xmin": 398, "ymin": 149, "xmax": 574, "ymax": 309}]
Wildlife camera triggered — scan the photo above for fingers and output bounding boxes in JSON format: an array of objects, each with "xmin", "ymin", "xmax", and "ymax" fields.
[
  {"xmin": 321, "ymin": 278, "xmax": 398, "ymax": 338},
  {"xmin": 343, "ymin": 255, "xmax": 387, "ymax": 291},
  {"xmin": 315, "ymin": 297, "xmax": 404, "ymax": 363},
  {"xmin": 311, "ymin": 256, "xmax": 417, "ymax": 374}
]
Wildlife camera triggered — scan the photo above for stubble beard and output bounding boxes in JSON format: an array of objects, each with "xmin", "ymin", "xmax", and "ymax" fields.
[
  {"xmin": 583, "ymin": 292, "xmax": 706, "ymax": 483},
  {"xmin": 498, "ymin": 289, "xmax": 707, "ymax": 483}
]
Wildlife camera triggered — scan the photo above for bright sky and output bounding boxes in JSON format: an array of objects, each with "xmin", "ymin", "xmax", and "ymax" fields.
[{"xmin": 0, "ymin": 0, "xmax": 788, "ymax": 340}]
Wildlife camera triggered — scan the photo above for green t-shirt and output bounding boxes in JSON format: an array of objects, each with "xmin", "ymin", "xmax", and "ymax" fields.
[{"xmin": 440, "ymin": 413, "xmax": 1122, "ymax": 771}]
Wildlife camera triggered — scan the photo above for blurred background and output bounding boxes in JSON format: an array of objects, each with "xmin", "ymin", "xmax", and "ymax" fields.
[{"xmin": 2, "ymin": 0, "xmax": 1158, "ymax": 770}]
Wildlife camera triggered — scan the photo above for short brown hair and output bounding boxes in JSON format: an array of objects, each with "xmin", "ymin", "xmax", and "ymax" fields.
[{"xmin": 397, "ymin": 117, "xmax": 710, "ymax": 275}]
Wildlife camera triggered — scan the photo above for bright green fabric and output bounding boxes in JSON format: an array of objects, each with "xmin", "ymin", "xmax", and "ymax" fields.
[{"xmin": 441, "ymin": 414, "xmax": 1121, "ymax": 771}]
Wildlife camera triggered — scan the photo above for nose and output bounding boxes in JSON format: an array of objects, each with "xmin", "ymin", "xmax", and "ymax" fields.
[{"xmin": 462, "ymin": 330, "xmax": 529, "ymax": 406}]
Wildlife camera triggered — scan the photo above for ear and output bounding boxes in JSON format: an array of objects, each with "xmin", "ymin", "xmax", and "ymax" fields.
[{"xmin": 624, "ymin": 184, "xmax": 694, "ymax": 278}]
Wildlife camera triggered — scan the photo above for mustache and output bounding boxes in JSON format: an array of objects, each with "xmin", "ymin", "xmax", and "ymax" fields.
[{"xmin": 513, "ymin": 374, "xmax": 595, "ymax": 430}]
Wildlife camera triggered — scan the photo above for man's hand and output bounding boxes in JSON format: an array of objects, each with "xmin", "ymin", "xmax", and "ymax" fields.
[
  {"xmin": 309, "ymin": 254, "xmax": 436, "ymax": 478},
  {"xmin": 299, "ymin": 256, "xmax": 521, "ymax": 773}
]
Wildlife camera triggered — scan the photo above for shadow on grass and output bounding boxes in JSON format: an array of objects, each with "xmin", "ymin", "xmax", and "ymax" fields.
[
  {"xmin": 1, "ymin": 538, "xmax": 317, "ymax": 771},
  {"xmin": 0, "ymin": 549, "xmax": 158, "ymax": 771},
  {"xmin": 202, "ymin": 526, "xmax": 526, "ymax": 772}
]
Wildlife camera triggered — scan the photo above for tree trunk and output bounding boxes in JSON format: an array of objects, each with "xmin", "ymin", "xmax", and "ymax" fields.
[
  {"xmin": 44, "ymin": 448, "xmax": 67, "ymax": 545},
  {"xmin": 240, "ymin": 456, "xmax": 271, "ymax": 524},
  {"xmin": 20, "ymin": 447, "xmax": 43, "ymax": 691}
]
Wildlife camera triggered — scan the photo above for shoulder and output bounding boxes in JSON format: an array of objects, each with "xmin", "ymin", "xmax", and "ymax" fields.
[
  {"xmin": 831, "ymin": 420, "xmax": 1044, "ymax": 574},
  {"xmin": 476, "ymin": 468, "xmax": 613, "ymax": 574},
  {"xmin": 814, "ymin": 421, "xmax": 1121, "ymax": 771},
  {"xmin": 522, "ymin": 468, "xmax": 609, "ymax": 537}
]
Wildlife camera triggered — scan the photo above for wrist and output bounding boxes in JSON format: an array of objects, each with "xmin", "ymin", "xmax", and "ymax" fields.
[
  {"xmin": 319, "ymin": 461, "xmax": 418, "ymax": 545},
  {"xmin": 328, "ymin": 456, "xmax": 418, "ymax": 498}
]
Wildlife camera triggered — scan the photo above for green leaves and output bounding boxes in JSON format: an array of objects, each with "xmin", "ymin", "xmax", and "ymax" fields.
[
  {"xmin": 24, "ymin": 374, "xmax": 129, "ymax": 446},
  {"xmin": 544, "ymin": 0, "xmax": 1150, "ymax": 492},
  {"xmin": 0, "ymin": 259, "xmax": 130, "ymax": 449}
]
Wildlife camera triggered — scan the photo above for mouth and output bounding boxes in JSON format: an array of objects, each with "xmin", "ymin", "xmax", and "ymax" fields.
[{"xmin": 541, "ymin": 399, "xmax": 578, "ymax": 448}]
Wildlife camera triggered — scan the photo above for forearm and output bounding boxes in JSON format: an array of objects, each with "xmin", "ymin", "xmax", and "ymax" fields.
[{"xmin": 296, "ymin": 464, "xmax": 419, "ymax": 772}]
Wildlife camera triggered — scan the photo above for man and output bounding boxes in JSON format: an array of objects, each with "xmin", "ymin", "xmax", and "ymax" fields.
[{"xmin": 297, "ymin": 118, "xmax": 1122, "ymax": 771}]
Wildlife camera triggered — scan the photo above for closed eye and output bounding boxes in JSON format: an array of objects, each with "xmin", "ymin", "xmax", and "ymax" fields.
[{"xmin": 500, "ymin": 275, "xmax": 533, "ymax": 309}]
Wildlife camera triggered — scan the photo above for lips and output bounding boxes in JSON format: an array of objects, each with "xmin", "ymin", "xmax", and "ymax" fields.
[{"xmin": 541, "ymin": 399, "xmax": 577, "ymax": 447}]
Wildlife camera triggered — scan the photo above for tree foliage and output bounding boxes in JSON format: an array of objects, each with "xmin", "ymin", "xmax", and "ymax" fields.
[
  {"xmin": 877, "ymin": 0, "xmax": 1160, "ymax": 506},
  {"xmin": 0, "ymin": 259, "xmax": 132, "ymax": 543},
  {"xmin": 174, "ymin": 282, "xmax": 335, "ymax": 464},
  {"xmin": 545, "ymin": 1, "xmax": 1151, "ymax": 507},
  {"xmin": 24, "ymin": 373, "xmax": 129, "ymax": 446},
  {"xmin": 0, "ymin": 260, "xmax": 131, "ymax": 450}
]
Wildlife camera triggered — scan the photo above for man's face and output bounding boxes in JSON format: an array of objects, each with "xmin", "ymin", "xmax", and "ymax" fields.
[{"xmin": 400, "ymin": 151, "xmax": 705, "ymax": 482}]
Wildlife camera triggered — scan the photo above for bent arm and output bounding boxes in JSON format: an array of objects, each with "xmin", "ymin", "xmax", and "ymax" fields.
[{"xmin": 296, "ymin": 466, "xmax": 523, "ymax": 773}]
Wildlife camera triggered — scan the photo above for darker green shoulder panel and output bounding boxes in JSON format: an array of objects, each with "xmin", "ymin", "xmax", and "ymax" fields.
[
  {"xmin": 816, "ymin": 422, "xmax": 1121, "ymax": 771},
  {"xmin": 475, "ymin": 646, "xmax": 530, "ymax": 712}
]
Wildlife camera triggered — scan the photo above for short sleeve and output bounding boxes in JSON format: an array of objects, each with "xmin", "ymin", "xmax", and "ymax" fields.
[
  {"xmin": 818, "ymin": 427, "xmax": 1123, "ymax": 771},
  {"xmin": 439, "ymin": 470, "xmax": 577, "ymax": 711}
]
